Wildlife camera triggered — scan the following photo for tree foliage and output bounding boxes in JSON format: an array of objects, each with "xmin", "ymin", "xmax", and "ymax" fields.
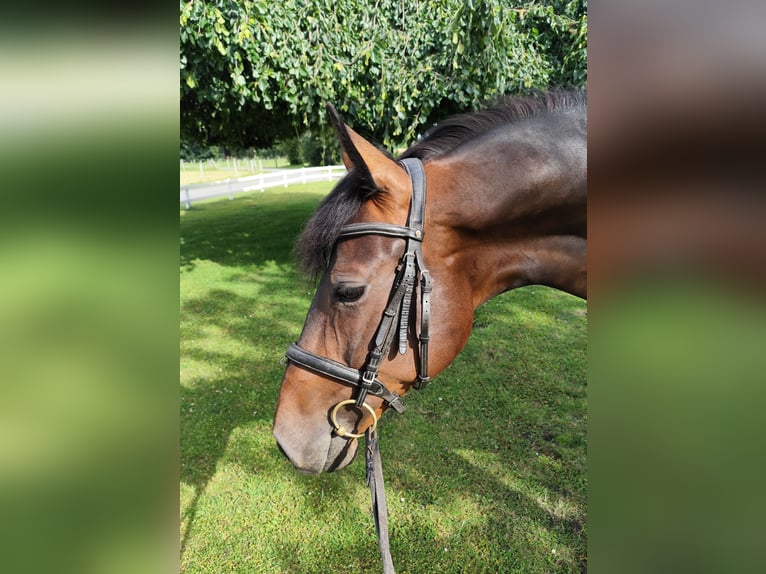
[{"xmin": 180, "ymin": 0, "xmax": 586, "ymax": 150}]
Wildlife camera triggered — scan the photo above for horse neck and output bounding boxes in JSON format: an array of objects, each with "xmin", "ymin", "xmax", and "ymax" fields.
[{"xmin": 425, "ymin": 122, "xmax": 587, "ymax": 304}]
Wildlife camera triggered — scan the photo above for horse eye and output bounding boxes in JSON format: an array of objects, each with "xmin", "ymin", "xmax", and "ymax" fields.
[{"xmin": 334, "ymin": 284, "xmax": 366, "ymax": 303}]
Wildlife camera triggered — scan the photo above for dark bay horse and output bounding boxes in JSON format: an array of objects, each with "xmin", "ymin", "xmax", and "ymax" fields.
[{"xmin": 274, "ymin": 91, "xmax": 586, "ymax": 474}]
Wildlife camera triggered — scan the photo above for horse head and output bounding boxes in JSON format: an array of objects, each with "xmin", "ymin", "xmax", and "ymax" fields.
[
  {"xmin": 274, "ymin": 93, "xmax": 586, "ymax": 474},
  {"xmin": 273, "ymin": 105, "xmax": 473, "ymax": 474}
]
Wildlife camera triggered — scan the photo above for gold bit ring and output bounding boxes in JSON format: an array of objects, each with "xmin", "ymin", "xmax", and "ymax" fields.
[{"xmin": 330, "ymin": 399, "xmax": 378, "ymax": 439}]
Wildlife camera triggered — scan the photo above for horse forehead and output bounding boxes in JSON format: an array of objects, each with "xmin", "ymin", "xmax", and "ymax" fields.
[
  {"xmin": 331, "ymin": 235, "xmax": 399, "ymax": 272},
  {"xmin": 355, "ymin": 188, "xmax": 411, "ymax": 224}
]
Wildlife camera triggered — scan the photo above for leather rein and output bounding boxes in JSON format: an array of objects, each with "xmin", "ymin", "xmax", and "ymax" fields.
[{"xmin": 283, "ymin": 157, "xmax": 430, "ymax": 574}]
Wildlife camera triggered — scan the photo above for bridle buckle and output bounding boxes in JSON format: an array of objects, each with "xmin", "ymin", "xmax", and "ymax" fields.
[{"xmin": 356, "ymin": 370, "xmax": 377, "ymax": 407}]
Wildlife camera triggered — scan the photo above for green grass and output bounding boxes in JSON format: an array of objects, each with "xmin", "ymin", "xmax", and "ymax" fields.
[{"xmin": 180, "ymin": 183, "xmax": 587, "ymax": 573}]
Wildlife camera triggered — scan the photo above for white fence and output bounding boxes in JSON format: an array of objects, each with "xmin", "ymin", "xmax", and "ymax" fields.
[{"xmin": 180, "ymin": 165, "xmax": 347, "ymax": 209}]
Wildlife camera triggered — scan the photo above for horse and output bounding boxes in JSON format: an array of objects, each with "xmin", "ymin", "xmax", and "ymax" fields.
[{"xmin": 274, "ymin": 90, "xmax": 586, "ymax": 475}]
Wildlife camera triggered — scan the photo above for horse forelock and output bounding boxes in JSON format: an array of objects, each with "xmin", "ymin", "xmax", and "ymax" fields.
[{"xmin": 294, "ymin": 170, "xmax": 379, "ymax": 281}]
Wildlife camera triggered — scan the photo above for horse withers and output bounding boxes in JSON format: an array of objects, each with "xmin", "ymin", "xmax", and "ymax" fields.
[{"xmin": 274, "ymin": 92, "xmax": 586, "ymax": 474}]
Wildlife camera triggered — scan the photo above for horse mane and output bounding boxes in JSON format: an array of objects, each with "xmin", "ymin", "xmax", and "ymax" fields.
[
  {"xmin": 295, "ymin": 89, "xmax": 586, "ymax": 280},
  {"xmin": 401, "ymin": 89, "xmax": 586, "ymax": 162}
]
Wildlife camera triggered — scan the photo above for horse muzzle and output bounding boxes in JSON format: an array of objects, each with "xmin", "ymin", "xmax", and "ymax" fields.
[{"xmin": 273, "ymin": 402, "xmax": 371, "ymax": 474}]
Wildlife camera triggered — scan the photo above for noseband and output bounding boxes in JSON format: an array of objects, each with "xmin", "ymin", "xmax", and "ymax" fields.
[{"xmin": 284, "ymin": 158, "xmax": 431, "ymax": 435}]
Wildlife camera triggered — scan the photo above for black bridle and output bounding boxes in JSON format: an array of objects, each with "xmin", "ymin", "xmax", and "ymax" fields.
[
  {"xmin": 283, "ymin": 158, "xmax": 430, "ymax": 574},
  {"xmin": 284, "ymin": 157, "xmax": 431, "ymax": 417}
]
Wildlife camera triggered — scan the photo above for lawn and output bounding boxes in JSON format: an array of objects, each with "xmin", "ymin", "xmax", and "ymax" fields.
[{"xmin": 180, "ymin": 182, "xmax": 587, "ymax": 573}]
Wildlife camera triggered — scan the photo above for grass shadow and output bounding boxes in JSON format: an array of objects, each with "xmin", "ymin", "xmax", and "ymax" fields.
[
  {"xmin": 180, "ymin": 189, "xmax": 330, "ymax": 558},
  {"xmin": 180, "ymin": 278, "xmax": 316, "ymax": 551},
  {"xmin": 180, "ymin": 190, "xmax": 325, "ymax": 271},
  {"xmin": 379, "ymin": 286, "xmax": 587, "ymax": 572}
]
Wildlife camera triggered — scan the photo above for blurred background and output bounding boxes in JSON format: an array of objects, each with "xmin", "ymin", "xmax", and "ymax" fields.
[
  {"xmin": 0, "ymin": 6, "xmax": 179, "ymax": 574},
  {"xmin": 588, "ymin": 2, "xmax": 766, "ymax": 573}
]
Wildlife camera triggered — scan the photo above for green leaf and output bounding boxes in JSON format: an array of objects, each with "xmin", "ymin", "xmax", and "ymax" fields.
[{"xmin": 180, "ymin": 0, "xmax": 587, "ymax": 148}]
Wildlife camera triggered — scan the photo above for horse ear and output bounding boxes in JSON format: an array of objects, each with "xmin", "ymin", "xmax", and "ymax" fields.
[{"xmin": 325, "ymin": 103, "xmax": 410, "ymax": 198}]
